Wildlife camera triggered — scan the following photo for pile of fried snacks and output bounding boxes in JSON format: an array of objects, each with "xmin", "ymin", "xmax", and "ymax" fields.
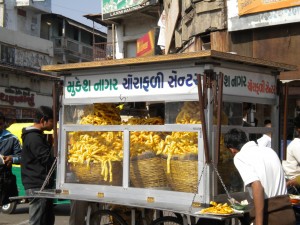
[{"xmin": 200, "ymin": 201, "xmax": 234, "ymax": 214}]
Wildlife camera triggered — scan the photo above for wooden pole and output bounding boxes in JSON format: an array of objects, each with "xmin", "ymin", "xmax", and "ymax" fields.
[
  {"xmin": 215, "ymin": 72, "xmax": 224, "ymax": 164},
  {"xmin": 197, "ymin": 74, "xmax": 210, "ymax": 164},
  {"xmin": 282, "ymin": 83, "xmax": 289, "ymax": 160},
  {"xmin": 52, "ymin": 81, "xmax": 58, "ymax": 157}
]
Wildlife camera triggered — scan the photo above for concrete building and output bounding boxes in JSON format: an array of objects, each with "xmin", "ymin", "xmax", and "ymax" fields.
[
  {"xmin": 0, "ymin": 0, "xmax": 55, "ymax": 123},
  {"xmin": 0, "ymin": 0, "xmax": 107, "ymax": 122},
  {"xmin": 41, "ymin": 13, "xmax": 106, "ymax": 64}
]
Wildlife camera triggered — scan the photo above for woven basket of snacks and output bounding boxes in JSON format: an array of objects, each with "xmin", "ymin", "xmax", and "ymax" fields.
[
  {"xmin": 67, "ymin": 103, "xmax": 124, "ymax": 185},
  {"xmin": 162, "ymin": 153, "xmax": 198, "ymax": 193},
  {"xmin": 126, "ymin": 117, "xmax": 169, "ymax": 189},
  {"xmin": 160, "ymin": 101, "xmax": 201, "ymax": 192},
  {"xmin": 130, "ymin": 151, "xmax": 169, "ymax": 189},
  {"xmin": 69, "ymin": 161, "xmax": 122, "ymax": 185}
]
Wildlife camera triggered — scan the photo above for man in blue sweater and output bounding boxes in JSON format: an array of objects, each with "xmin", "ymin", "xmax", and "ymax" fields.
[
  {"xmin": 0, "ymin": 112, "xmax": 21, "ymax": 207},
  {"xmin": 21, "ymin": 106, "xmax": 55, "ymax": 225}
]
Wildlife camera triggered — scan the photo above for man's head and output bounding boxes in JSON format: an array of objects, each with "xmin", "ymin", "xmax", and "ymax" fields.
[
  {"xmin": 34, "ymin": 106, "xmax": 54, "ymax": 131},
  {"xmin": 224, "ymin": 128, "xmax": 248, "ymax": 155},
  {"xmin": 294, "ymin": 114, "xmax": 300, "ymax": 137},
  {"xmin": 0, "ymin": 112, "xmax": 5, "ymax": 132},
  {"xmin": 264, "ymin": 119, "xmax": 272, "ymax": 137},
  {"xmin": 295, "ymin": 114, "xmax": 300, "ymax": 129}
]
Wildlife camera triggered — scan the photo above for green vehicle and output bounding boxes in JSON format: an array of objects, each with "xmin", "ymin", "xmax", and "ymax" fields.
[
  {"xmin": 1, "ymin": 165, "xmax": 69, "ymax": 214},
  {"xmin": 1, "ymin": 123, "xmax": 69, "ymax": 214}
]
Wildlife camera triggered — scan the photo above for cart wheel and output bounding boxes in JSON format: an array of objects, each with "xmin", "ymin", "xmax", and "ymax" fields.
[
  {"xmin": 1, "ymin": 201, "xmax": 17, "ymax": 214},
  {"xmin": 150, "ymin": 216, "xmax": 183, "ymax": 225},
  {"xmin": 196, "ymin": 218, "xmax": 231, "ymax": 225},
  {"xmin": 90, "ymin": 209, "xmax": 128, "ymax": 225}
]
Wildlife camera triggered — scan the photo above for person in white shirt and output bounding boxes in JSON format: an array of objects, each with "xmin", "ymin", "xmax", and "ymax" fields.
[
  {"xmin": 224, "ymin": 128, "xmax": 295, "ymax": 225},
  {"xmin": 282, "ymin": 114, "xmax": 300, "ymax": 194},
  {"xmin": 257, "ymin": 119, "xmax": 272, "ymax": 148}
]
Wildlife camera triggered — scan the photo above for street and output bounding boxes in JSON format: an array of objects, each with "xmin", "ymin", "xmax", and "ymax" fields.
[{"xmin": 0, "ymin": 203, "xmax": 70, "ymax": 225}]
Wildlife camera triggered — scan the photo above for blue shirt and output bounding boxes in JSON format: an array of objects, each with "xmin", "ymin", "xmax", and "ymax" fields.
[{"xmin": 0, "ymin": 130, "xmax": 22, "ymax": 163}]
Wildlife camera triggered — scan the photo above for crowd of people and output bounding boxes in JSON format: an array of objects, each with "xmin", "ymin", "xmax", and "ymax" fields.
[
  {"xmin": 0, "ymin": 106, "xmax": 99, "ymax": 225},
  {"xmin": 1, "ymin": 105, "xmax": 300, "ymax": 225}
]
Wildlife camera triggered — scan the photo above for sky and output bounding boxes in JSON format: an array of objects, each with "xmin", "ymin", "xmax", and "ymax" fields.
[{"xmin": 51, "ymin": 0, "xmax": 105, "ymax": 31}]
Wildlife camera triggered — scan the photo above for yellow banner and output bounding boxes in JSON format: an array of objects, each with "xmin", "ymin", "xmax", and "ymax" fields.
[
  {"xmin": 136, "ymin": 29, "xmax": 155, "ymax": 57},
  {"xmin": 238, "ymin": 0, "xmax": 300, "ymax": 16}
]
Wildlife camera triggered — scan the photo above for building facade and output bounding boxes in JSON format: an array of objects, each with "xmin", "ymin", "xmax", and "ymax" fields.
[
  {"xmin": 0, "ymin": 0, "xmax": 55, "ymax": 123},
  {"xmin": 0, "ymin": 0, "xmax": 107, "ymax": 123}
]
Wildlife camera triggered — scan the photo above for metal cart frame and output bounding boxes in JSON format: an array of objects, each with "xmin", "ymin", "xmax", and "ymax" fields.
[{"xmin": 41, "ymin": 50, "xmax": 295, "ymax": 224}]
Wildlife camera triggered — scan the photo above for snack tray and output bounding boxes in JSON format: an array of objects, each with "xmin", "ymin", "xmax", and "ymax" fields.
[
  {"xmin": 194, "ymin": 209, "xmax": 244, "ymax": 216},
  {"xmin": 290, "ymin": 195, "xmax": 300, "ymax": 200}
]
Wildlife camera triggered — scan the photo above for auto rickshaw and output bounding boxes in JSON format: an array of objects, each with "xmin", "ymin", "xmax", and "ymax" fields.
[{"xmin": 1, "ymin": 123, "xmax": 69, "ymax": 214}]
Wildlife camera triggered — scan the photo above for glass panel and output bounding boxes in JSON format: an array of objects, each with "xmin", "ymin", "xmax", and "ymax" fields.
[
  {"xmin": 165, "ymin": 101, "xmax": 201, "ymax": 124},
  {"xmin": 217, "ymin": 136, "xmax": 243, "ymax": 194},
  {"xmin": 64, "ymin": 103, "xmax": 122, "ymax": 125},
  {"xmin": 65, "ymin": 131, "xmax": 123, "ymax": 186},
  {"xmin": 217, "ymin": 102, "xmax": 274, "ymax": 194},
  {"xmin": 129, "ymin": 131, "xmax": 198, "ymax": 193},
  {"xmin": 124, "ymin": 101, "xmax": 200, "ymax": 192}
]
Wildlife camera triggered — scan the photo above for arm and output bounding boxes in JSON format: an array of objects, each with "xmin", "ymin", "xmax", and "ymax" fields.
[
  {"xmin": 12, "ymin": 135, "xmax": 22, "ymax": 164},
  {"xmin": 4, "ymin": 134, "xmax": 22, "ymax": 166},
  {"xmin": 290, "ymin": 142, "xmax": 300, "ymax": 165},
  {"xmin": 251, "ymin": 180, "xmax": 265, "ymax": 225}
]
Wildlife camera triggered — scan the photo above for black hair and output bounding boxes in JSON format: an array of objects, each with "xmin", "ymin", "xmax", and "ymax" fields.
[
  {"xmin": 264, "ymin": 119, "xmax": 271, "ymax": 125},
  {"xmin": 294, "ymin": 114, "xmax": 300, "ymax": 129},
  {"xmin": 224, "ymin": 128, "xmax": 248, "ymax": 151},
  {"xmin": 0, "ymin": 112, "xmax": 5, "ymax": 122},
  {"xmin": 34, "ymin": 106, "xmax": 53, "ymax": 123}
]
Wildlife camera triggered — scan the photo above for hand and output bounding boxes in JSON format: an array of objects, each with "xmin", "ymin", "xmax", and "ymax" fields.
[
  {"xmin": 287, "ymin": 178, "xmax": 299, "ymax": 187},
  {"xmin": 3, "ymin": 155, "xmax": 13, "ymax": 167}
]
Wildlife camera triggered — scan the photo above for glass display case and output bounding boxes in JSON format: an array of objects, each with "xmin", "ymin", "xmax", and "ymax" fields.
[{"xmin": 46, "ymin": 51, "xmax": 291, "ymax": 210}]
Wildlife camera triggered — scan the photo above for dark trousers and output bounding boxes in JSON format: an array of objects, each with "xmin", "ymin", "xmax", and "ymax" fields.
[
  {"xmin": 0, "ymin": 166, "xmax": 18, "ymax": 206},
  {"xmin": 26, "ymin": 188, "xmax": 55, "ymax": 225}
]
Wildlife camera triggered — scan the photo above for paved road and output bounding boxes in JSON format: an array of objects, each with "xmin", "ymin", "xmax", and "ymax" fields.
[{"xmin": 0, "ymin": 203, "xmax": 70, "ymax": 225}]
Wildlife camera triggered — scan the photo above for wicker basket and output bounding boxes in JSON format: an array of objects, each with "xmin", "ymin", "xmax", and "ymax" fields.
[
  {"xmin": 69, "ymin": 161, "xmax": 122, "ymax": 185},
  {"xmin": 163, "ymin": 154, "xmax": 198, "ymax": 193},
  {"xmin": 130, "ymin": 151, "xmax": 169, "ymax": 189}
]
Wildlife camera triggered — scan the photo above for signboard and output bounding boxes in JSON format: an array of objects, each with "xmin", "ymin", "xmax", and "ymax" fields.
[
  {"xmin": 0, "ymin": 87, "xmax": 52, "ymax": 108},
  {"xmin": 102, "ymin": 0, "xmax": 150, "ymax": 19},
  {"xmin": 0, "ymin": 87, "xmax": 35, "ymax": 107},
  {"xmin": 64, "ymin": 67, "xmax": 276, "ymax": 100},
  {"xmin": 238, "ymin": 0, "xmax": 300, "ymax": 16},
  {"xmin": 227, "ymin": 0, "xmax": 300, "ymax": 31},
  {"xmin": 136, "ymin": 29, "xmax": 155, "ymax": 57}
]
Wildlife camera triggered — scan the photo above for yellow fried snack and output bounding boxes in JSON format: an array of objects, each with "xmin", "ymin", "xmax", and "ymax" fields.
[
  {"xmin": 200, "ymin": 201, "xmax": 234, "ymax": 214},
  {"xmin": 163, "ymin": 102, "xmax": 201, "ymax": 173},
  {"xmin": 123, "ymin": 117, "xmax": 165, "ymax": 157},
  {"xmin": 68, "ymin": 103, "xmax": 123, "ymax": 182},
  {"xmin": 68, "ymin": 131, "xmax": 123, "ymax": 182},
  {"xmin": 79, "ymin": 103, "xmax": 122, "ymax": 125}
]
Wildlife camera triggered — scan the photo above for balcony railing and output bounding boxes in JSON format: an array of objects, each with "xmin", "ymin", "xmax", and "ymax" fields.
[
  {"xmin": 53, "ymin": 37, "xmax": 94, "ymax": 61},
  {"xmin": 53, "ymin": 38, "xmax": 115, "ymax": 61},
  {"xmin": 93, "ymin": 42, "xmax": 115, "ymax": 61}
]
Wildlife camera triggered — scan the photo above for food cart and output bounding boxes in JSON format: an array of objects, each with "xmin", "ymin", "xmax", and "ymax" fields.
[{"xmin": 40, "ymin": 50, "xmax": 295, "ymax": 225}]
